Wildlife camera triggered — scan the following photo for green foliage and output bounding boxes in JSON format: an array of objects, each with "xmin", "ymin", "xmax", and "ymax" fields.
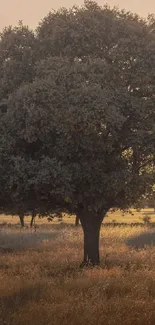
[
  {"xmin": 0, "ymin": 21, "xmax": 36, "ymax": 101},
  {"xmin": 0, "ymin": 0, "xmax": 155, "ymax": 225}
]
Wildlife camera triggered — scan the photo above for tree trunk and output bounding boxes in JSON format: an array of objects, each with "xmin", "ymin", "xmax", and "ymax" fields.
[
  {"xmin": 75, "ymin": 215, "xmax": 80, "ymax": 227},
  {"xmin": 19, "ymin": 214, "xmax": 24, "ymax": 227},
  {"xmin": 79, "ymin": 213, "xmax": 104, "ymax": 267},
  {"xmin": 30, "ymin": 212, "xmax": 36, "ymax": 228}
]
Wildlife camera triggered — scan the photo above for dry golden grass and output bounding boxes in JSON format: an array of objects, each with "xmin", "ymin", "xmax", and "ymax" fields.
[
  {"xmin": 0, "ymin": 224, "xmax": 155, "ymax": 325},
  {"xmin": 0, "ymin": 208, "xmax": 155, "ymax": 226}
]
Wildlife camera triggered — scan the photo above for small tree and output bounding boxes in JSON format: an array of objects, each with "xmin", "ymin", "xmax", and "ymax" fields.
[
  {"xmin": 142, "ymin": 216, "xmax": 151, "ymax": 225},
  {"xmin": 0, "ymin": 22, "xmax": 38, "ymax": 226}
]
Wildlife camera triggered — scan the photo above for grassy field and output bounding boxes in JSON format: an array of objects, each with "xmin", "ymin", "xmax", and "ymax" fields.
[
  {"xmin": 0, "ymin": 223, "xmax": 155, "ymax": 325},
  {"xmin": 0, "ymin": 208, "xmax": 155, "ymax": 226}
]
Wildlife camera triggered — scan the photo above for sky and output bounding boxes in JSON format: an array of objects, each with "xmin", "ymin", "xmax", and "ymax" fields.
[{"xmin": 0, "ymin": 0, "xmax": 155, "ymax": 31}]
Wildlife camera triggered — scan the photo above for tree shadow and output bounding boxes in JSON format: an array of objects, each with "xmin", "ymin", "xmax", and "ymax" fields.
[{"xmin": 126, "ymin": 230, "xmax": 155, "ymax": 249}]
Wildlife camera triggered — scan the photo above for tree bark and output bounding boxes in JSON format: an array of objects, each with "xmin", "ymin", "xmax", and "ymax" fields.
[
  {"xmin": 75, "ymin": 215, "xmax": 80, "ymax": 227},
  {"xmin": 19, "ymin": 214, "xmax": 24, "ymax": 227},
  {"xmin": 79, "ymin": 212, "xmax": 105, "ymax": 267},
  {"xmin": 30, "ymin": 212, "xmax": 36, "ymax": 228}
]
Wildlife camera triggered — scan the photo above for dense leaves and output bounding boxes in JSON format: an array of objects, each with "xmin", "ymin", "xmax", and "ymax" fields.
[
  {"xmin": 0, "ymin": 22, "xmax": 36, "ymax": 102},
  {"xmin": 0, "ymin": 1, "xmax": 155, "ymax": 263}
]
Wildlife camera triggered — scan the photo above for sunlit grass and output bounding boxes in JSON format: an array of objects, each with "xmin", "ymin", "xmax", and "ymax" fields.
[
  {"xmin": 0, "ymin": 224, "xmax": 155, "ymax": 324},
  {"xmin": 0, "ymin": 208, "xmax": 155, "ymax": 226}
]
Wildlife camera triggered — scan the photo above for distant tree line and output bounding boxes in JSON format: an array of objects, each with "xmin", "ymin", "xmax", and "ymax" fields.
[{"xmin": 0, "ymin": 1, "xmax": 155, "ymax": 265}]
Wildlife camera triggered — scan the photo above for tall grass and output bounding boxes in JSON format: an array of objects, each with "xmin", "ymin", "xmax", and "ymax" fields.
[{"xmin": 0, "ymin": 225, "xmax": 155, "ymax": 325}]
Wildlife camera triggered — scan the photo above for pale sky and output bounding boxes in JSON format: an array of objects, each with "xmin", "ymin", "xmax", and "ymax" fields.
[{"xmin": 0, "ymin": 0, "xmax": 155, "ymax": 31}]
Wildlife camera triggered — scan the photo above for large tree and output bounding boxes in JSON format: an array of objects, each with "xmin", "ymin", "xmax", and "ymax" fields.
[{"xmin": 0, "ymin": 1, "xmax": 155, "ymax": 264}]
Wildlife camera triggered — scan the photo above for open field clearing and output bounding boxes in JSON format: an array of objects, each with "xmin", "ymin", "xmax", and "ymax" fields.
[
  {"xmin": 0, "ymin": 1, "xmax": 155, "ymax": 324},
  {"xmin": 0, "ymin": 224, "xmax": 155, "ymax": 325},
  {"xmin": 0, "ymin": 209, "xmax": 155, "ymax": 226}
]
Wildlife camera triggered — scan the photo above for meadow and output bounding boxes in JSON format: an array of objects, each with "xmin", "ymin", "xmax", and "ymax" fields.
[
  {"xmin": 0, "ymin": 208, "xmax": 155, "ymax": 226},
  {"xmin": 0, "ymin": 212, "xmax": 155, "ymax": 325}
]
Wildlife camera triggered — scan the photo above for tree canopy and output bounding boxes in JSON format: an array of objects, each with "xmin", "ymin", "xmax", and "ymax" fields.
[{"xmin": 0, "ymin": 1, "xmax": 155, "ymax": 264}]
